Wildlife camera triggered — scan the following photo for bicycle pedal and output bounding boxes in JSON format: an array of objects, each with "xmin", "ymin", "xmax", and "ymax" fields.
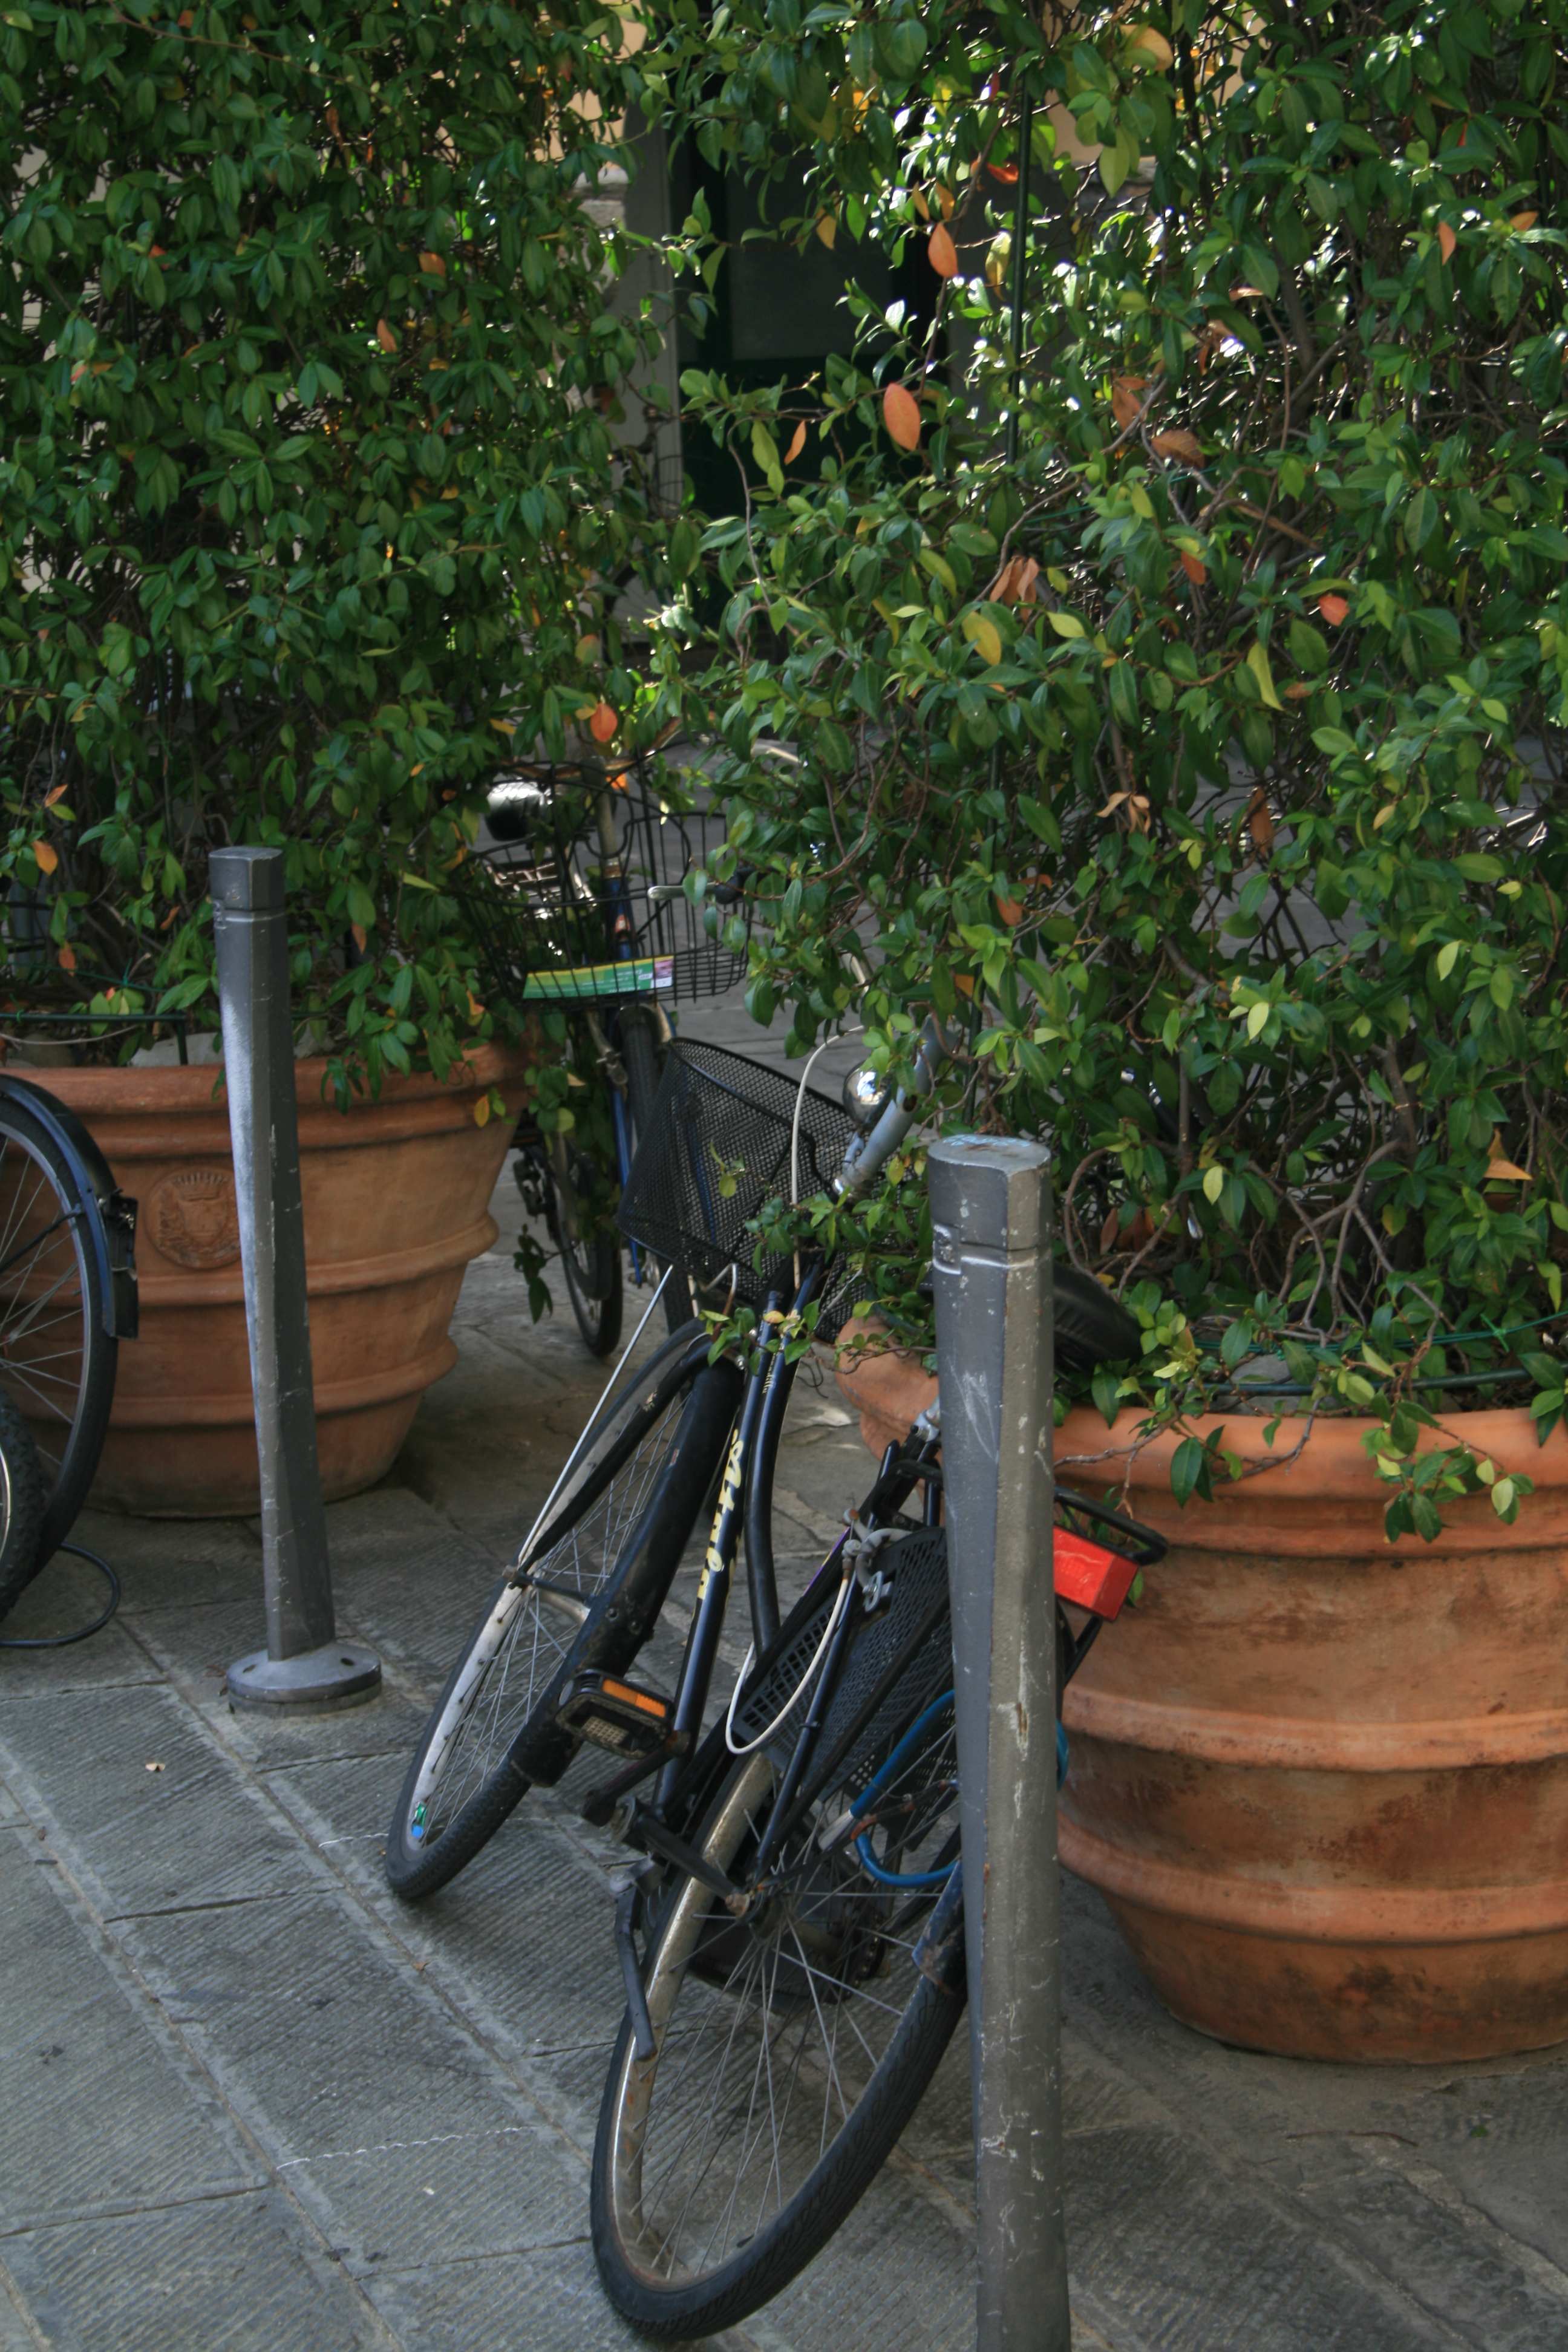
[{"xmin": 557, "ymin": 1670, "xmax": 685, "ymax": 1760}]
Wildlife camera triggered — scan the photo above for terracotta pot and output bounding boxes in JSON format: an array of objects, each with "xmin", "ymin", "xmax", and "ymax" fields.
[
  {"xmin": 836, "ymin": 1334, "xmax": 1568, "ymax": 2063},
  {"xmin": 32, "ymin": 1044, "xmax": 528, "ymax": 1517}
]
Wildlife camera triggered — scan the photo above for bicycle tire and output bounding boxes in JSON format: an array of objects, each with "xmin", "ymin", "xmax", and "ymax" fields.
[
  {"xmin": 619, "ymin": 1007, "xmax": 691, "ymax": 1336},
  {"xmin": 0, "ymin": 1095, "xmax": 117, "ymax": 1572},
  {"xmin": 591, "ymin": 1535, "xmax": 967, "ymax": 2338},
  {"xmin": 385, "ymin": 1321, "xmax": 741, "ymax": 1900},
  {"xmin": 0, "ymin": 1383, "xmax": 49, "ymax": 1623},
  {"xmin": 547, "ymin": 1140, "xmax": 624, "ymax": 1358}
]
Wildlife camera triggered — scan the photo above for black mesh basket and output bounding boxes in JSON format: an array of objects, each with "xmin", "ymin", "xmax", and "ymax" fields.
[
  {"xmin": 454, "ymin": 757, "xmax": 746, "ymax": 1010},
  {"xmin": 616, "ymin": 1038, "xmax": 867, "ymax": 1338}
]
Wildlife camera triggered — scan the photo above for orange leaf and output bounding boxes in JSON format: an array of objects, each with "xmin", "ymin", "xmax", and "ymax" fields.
[
  {"xmin": 995, "ymin": 893, "xmax": 1024, "ymax": 927},
  {"xmin": 56, "ymin": 943, "xmax": 76, "ymax": 973},
  {"xmin": 1486, "ymin": 1155, "xmax": 1532, "ymax": 1183},
  {"xmin": 419, "ymin": 250, "xmax": 446, "ymax": 276},
  {"xmin": 32, "ymin": 841, "xmax": 57, "ymax": 875},
  {"xmin": 882, "ymin": 382, "xmax": 923, "ymax": 454},
  {"xmin": 1511, "ymin": 211, "xmax": 1538, "ymax": 231},
  {"xmin": 376, "ymin": 318, "xmax": 397, "ymax": 352},
  {"xmin": 466, "ymin": 992, "xmax": 485, "ymax": 1024},
  {"xmin": 1437, "ymin": 220, "xmax": 1457, "ymax": 264},
  {"xmin": 588, "ymin": 702, "xmax": 619, "ymax": 744},
  {"xmin": 1244, "ymin": 787, "xmax": 1275, "ymax": 855},
  {"xmin": 814, "ymin": 212, "xmax": 837, "ymax": 250},
  {"xmin": 1110, "ymin": 374, "xmax": 1148, "ymax": 430},
  {"xmin": 44, "ymin": 781, "xmax": 68, "ymax": 807},
  {"xmin": 1151, "ymin": 428, "xmax": 1203, "ymax": 465},
  {"xmin": 911, "ymin": 188, "xmax": 929, "ymax": 221},
  {"xmin": 1283, "ymin": 682, "xmax": 1313, "ymax": 701},
  {"xmin": 927, "ymin": 223, "xmax": 959, "ymax": 279},
  {"xmin": 350, "ymin": 922, "xmax": 368, "ymax": 952},
  {"xmin": 991, "ymin": 555, "xmax": 1041, "ymax": 605},
  {"xmin": 936, "ymin": 185, "xmax": 955, "ymax": 220},
  {"xmin": 785, "ymin": 420, "xmax": 806, "ymax": 463},
  {"xmin": 1179, "ymin": 549, "xmax": 1207, "ymax": 586},
  {"xmin": 986, "ymin": 161, "xmax": 1020, "ymax": 185},
  {"xmin": 1317, "ymin": 592, "xmax": 1349, "ymax": 626}
]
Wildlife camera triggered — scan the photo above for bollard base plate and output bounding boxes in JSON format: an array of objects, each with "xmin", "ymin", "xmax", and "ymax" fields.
[{"xmin": 225, "ymin": 1641, "xmax": 382, "ymax": 1711}]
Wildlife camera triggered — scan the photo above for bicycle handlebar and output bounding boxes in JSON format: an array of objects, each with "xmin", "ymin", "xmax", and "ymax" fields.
[{"xmin": 835, "ymin": 1015, "xmax": 956, "ymax": 1201}]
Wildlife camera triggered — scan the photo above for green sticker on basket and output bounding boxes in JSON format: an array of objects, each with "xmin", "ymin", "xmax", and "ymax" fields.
[{"xmin": 521, "ymin": 956, "xmax": 675, "ymax": 1001}]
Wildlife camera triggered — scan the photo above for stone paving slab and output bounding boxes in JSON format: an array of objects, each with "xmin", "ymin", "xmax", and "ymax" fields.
[
  {"xmin": 0, "ymin": 2194, "xmax": 391, "ymax": 2352},
  {"xmin": 0, "ymin": 1829, "xmax": 260, "ymax": 2232}
]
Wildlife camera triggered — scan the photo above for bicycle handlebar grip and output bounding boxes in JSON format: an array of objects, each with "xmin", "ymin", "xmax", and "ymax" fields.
[{"xmin": 835, "ymin": 1013, "xmax": 956, "ymax": 1199}]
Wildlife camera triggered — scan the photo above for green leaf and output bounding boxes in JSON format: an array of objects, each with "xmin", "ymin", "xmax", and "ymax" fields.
[
  {"xmin": 1202, "ymin": 1163, "xmax": 1224, "ymax": 1203},
  {"xmin": 1046, "ymin": 610, "xmax": 1086, "ymax": 639},
  {"xmin": 1245, "ymin": 640, "xmax": 1282, "ymax": 710}
]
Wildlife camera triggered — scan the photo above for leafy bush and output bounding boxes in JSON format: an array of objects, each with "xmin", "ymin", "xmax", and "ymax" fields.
[
  {"xmin": 0, "ymin": 0, "xmax": 653, "ymax": 1091},
  {"xmin": 645, "ymin": 0, "xmax": 1568, "ymax": 1534}
]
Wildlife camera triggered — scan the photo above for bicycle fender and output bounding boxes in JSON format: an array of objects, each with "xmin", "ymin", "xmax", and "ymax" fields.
[{"xmin": 1, "ymin": 1077, "xmax": 140, "ymax": 1339}]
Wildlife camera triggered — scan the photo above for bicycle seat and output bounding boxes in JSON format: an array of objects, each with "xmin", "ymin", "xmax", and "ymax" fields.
[
  {"xmin": 485, "ymin": 774, "xmax": 555, "ymax": 848},
  {"xmin": 1053, "ymin": 1263, "xmax": 1141, "ymax": 1374}
]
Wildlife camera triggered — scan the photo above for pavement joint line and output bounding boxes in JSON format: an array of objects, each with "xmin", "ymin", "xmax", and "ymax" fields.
[
  {"xmin": 102, "ymin": 1890, "xmax": 275, "ymax": 1922},
  {"xmin": 0, "ymin": 2183, "xmax": 265, "ymax": 2240},
  {"xmin": 277, "ymin": 2123, "xmax": 547, "ymax": 2171},
  {"xmin": 0, "ymin": 2253, "xmax": 48, "ymax": 2352}
]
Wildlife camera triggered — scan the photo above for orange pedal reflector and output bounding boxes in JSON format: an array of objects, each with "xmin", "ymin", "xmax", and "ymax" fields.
[
  {"xmin": 1053, "ymin": 1528, "xmax": 1138, "ymax": 1620},
  {"xmin": 558, "ymin": 1670, "xmax": 678, "ymax": 1757}
]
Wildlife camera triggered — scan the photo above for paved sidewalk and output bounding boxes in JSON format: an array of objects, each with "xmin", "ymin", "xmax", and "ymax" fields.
[{"xmin": 4, "ymin": 1122, "xmax": 1568, "ymax": 2348}]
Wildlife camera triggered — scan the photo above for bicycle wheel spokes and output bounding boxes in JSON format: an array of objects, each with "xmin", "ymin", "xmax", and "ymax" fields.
[
  {"xmin": 0, "ymin": 1125, "xmax": 93, "ymax": 1506},
  {"xmin": 408, "ymin": 1393, "xmax": 701, "ymax": 1848},
  {"xmin": 607, "ymin": 1705, "xmax": 962, "ymax": 2292}
]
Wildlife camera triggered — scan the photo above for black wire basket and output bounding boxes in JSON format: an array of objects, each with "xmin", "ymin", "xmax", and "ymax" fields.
[
  {"xmin": 454, "ymin": 757, "xmax": 746, "ymax": 1010},
  {"xmin": 617, "ymin": 1038, "xmax": 869, "ymax": 1339}
]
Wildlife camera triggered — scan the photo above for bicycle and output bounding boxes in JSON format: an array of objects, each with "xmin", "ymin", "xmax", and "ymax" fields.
[
  {"xmin": 384, "ymin": 1027, "xmax": 1157, "ymax": 2331},
  {"xmin": 0, "ymin": 1070, "xmax": 138, "ymax": 1618},
  {"xmin": 461, "ymin": 752, "xmax": 742, "ymax": 1356}
]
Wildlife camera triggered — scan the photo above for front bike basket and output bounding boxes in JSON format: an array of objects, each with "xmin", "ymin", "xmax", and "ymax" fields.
[
  {"xmin": 616, "ymin": 1037, "xmax": 867, "ymax": 1339},
  {"xmin": 453, "ymin": 757, "xmax": 747, "ymax": 1011}
]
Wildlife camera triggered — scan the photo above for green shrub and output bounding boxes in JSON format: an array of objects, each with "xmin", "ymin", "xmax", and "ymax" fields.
[
  {"xmin": 646, "ymin": 0, "xmax": 1568, "ymax": 1535},
  {"xmin": 1, "ymin": 0, "xmax": 653, "ymax": 1092}
]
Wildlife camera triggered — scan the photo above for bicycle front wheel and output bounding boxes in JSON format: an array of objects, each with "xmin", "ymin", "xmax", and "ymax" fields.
[
  {"xmin": 386, "ymin": 1321, "xmax": 740, "ymax": 1901},
  {"xmin": 0, "ymin": 1096, "xmax": 117, "ymax": 1580},
  {"xmin": 592, "ymin": 1537, "xmax": 965, "ymax": 2338}
]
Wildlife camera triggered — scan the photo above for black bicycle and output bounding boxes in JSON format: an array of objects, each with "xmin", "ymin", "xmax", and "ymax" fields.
[
  {"xmin": 385, "ymin": 1032, "xmax": 1157, "ymax": 2333},
  {"xmin": 0, "ymin": 1072, "xmax": 137, "ymax": 1618},
  {"xmin": 463, "ymin": 754, "xmax": 742, "ymax": 1355}
]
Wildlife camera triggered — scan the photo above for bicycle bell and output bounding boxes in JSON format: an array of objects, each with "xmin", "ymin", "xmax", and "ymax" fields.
[{"xmin": 841, "ymin": 1060, "xmax": 890, "ymax": 1132}]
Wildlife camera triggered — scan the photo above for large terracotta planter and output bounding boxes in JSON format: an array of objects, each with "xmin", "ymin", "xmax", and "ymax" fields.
[
  {"xmin": 34, "ymin": 1044, "xmax": 528, "ymax": 1517},
  {"xmin": 836, "ymin": 1333, "xmax": 1568, "ymax": 2064}
]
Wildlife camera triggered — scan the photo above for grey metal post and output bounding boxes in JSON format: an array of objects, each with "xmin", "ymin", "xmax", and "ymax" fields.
[
  {"xmin": 212, "ymin": 848, "xmax": 380, "ymax": 1711},
  {"xmin": 929, "ymin": 1135, "xmax": 1068, "ymax": 2352}
]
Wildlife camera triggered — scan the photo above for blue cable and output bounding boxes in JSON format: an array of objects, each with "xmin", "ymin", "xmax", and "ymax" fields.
[{"xmin": 852, "ymin": 1696, "xmax": 1073, "ymax": 1890}]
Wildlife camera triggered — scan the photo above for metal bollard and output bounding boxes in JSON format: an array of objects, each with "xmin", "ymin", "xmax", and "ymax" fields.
[
  {"xmin": 929, "ymin": 1135, "xmax": 1069, "ymax": 2352},
  {"xmin": 212, "ymin": 849, "xmax": 381, "ymax": 1711}
]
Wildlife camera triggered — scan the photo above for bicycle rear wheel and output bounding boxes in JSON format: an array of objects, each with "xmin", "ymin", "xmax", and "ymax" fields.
[
  {"xmin": 0, "ymin": 1096, "xmax": 117, "ymax": 1575},
  {"xmin": 619, "ymin": 1006, "xmax": 691, "ymax": 1336},
  {"xmin": 592, "ymin": 1529, "xmax": 965, "ymax": 2339},
  {"xmin": 386, "ymin": 1321, "xmax": 741, "ymax": 1900}
]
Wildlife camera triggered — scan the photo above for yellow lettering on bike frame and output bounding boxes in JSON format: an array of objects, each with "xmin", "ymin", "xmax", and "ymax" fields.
[{"xmin": 696, "ymin": 1428, "xmax": 746, "ymax": 1599}]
